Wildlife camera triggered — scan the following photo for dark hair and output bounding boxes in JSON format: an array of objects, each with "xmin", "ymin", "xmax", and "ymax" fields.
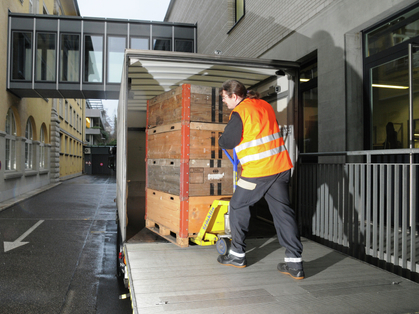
[{"xmin": 220, "ymin": 80, "xmax": 259, "ymax": 99}]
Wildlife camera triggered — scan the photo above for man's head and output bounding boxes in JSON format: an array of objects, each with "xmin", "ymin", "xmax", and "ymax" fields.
[{"xmin": 220, "ymin": 80, "xmax": 246, "ymax": 109}]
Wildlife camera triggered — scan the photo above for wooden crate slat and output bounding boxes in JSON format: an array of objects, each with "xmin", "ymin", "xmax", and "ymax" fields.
[
  {"xmin": 147, "ymin": 159, "xmax": 235, "ymax": 196},
  {"xmin": 147, "ymin": 127, "xmax": 233, "ymax": 160},
  {"xmin": 148, "ymin": 85, "xmax": 231, "ymax": 128}
]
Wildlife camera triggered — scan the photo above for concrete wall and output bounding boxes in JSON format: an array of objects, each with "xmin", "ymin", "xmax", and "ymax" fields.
[
  {"xmin": 260, "ymin": 0, "xmax": 417, "ymax": 152},
  {"xmin": 166, "ymin": 0, "xmax": 418, "ymax": 152}
]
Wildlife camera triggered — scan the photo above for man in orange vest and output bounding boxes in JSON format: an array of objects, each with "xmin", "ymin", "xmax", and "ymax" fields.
[{"xmin": 218, "ymin": 79, "xmax": 304, "ymax": 280}]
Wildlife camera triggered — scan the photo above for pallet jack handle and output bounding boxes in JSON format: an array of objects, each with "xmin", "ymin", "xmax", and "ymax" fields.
[{"xmin": 222, "ymin": 149, "xmax": 239, "ymax": 192}]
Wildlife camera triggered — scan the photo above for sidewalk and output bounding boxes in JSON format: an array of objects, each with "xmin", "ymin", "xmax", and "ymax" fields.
[{"xmin": 0, "ymin": 182, "xmax": 61, "ymax": 212}]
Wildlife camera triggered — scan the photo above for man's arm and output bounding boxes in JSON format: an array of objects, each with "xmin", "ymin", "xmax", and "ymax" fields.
[{"xmin": 218, "ymin": 112, "xmax": 243, "ymax": 149}]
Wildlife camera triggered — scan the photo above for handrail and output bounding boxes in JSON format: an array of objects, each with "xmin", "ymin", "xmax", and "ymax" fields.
[{"xmin": 299, "ymin": 148, "xmax": 419, "ymax": 157}]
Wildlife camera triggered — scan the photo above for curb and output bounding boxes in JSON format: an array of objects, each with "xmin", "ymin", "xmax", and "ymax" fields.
[{"xmin": 0, "ymin": 182, "xmax": 62, "ymax": 213}]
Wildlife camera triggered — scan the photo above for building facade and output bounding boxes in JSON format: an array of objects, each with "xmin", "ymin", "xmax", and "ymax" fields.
[
  {"xmin": 0, "ymin": 0, "xmax": 84, "ymax": 203},
  {"xmin": 165, "ymin": 0, "xmax": 419, "ymax": 279},
  {"xmin": 165, "ymin": 0, "xmax": 419, "ymax": 154}
]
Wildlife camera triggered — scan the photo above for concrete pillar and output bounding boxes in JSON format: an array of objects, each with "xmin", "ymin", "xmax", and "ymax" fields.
[{"xmin": 50, "ymin": 105, "xmax": 61, "ymax": 183}]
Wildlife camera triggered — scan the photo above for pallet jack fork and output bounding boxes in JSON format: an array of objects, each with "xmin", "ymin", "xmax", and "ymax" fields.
[{"xmin": 190, "ymin": 149, "xmax": 238, "ymax": 255}]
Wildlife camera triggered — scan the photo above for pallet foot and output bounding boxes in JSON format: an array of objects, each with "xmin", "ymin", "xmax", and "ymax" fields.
[{"xmin": 145, "ymin": 219, "xmax": 189, "ymax": 248}]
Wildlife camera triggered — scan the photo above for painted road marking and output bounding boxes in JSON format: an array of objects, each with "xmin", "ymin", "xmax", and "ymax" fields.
[{"xmin": 4, "ymin": 220, "xmax": 44, "ymax": 252}]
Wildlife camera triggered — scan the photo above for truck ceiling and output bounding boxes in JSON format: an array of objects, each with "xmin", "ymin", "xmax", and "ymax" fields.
[{"xmin": 122, "ymin": 49, "xmax": 300, "ymax": 111}]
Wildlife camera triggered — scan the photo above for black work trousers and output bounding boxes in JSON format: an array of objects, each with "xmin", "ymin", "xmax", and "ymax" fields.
[{"xmin": 229, "ymin": 170, "xmax": 303, "ymax": 269}]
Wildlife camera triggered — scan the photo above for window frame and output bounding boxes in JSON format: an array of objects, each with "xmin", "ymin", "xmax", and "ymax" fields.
[
  {"xmin": 227, "ymin": 0, "xmax": 246, "ymax": 34},
  {"xmin": 362, "ymin": 2, "xmax": 419, "ymax": 150},
  {"xmin": 25, "ymin": 118, "xmax": 34, "ymax": 170},
  {"xmin": 5, "ymin": 108, "xmax": 17, "ymax": 171},
  {"xmin": 39, "ymin": 125, "xmax": 47, "ymax": 169}
]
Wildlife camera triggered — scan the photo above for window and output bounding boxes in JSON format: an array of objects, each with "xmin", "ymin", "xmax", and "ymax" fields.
[
  {"xmin": 60, "ymin": 34, "xmax": 80, "ymax": 82},
  {"xmin": 69, "ymin": 106, "xmax": 72, "ymax": 125},
  {"xmin": 299, "ymin": 58, "xmax": 318, "ymax": 153},
  {"xmin": 36, "ymin": 33, "xmax": 56, "ymax": 81},
  {"xmin": 29, "ymin": 0, "xmax": 38, "ymax": 13},
  {"xmin": 131, "ymin": 37, "xmax": 149, "ymax": 50},
  {"xmin": 364, "ymin": 5, "xmax": 419, "ymax": 149},
  {"xmin": 84, "ymin": 35, "xmax": 103, "ymax": 83},
  {"xmin": 39, "ymin": 125, "xmax": 47, "ymax": 169},
  {"xmin": 153, "ymin": 39, "xmax": 171, "ymax": 51},
  {"xmin": 235, "ymin": 0, "xmax": 245, "ymax": 23},
  {"xmin": 59, "ymin": 99, "xmax": 63, "ymax": 117},
  {"xmin": 175, "ymin": 40, "xmax": 193, "ymax": 52},
  {"xmin": 25, "ymin": 119, "xmax": 34, "ymax": 169},
  {"xmin": 12, "ymin": 32, "xmax": 32, "ymax": 81},
  {"xmin": 108, "ymin": 36, "xmax": 126, "ymax": 83},
  {"xmin": 65, "ymin": 101, "xmax": 68, "ymax": 121},
  {"xmin": 365, "ymin": 6, "xmax": 419, "ymax": 58},
  {"xmin": 60, "ymin": 133, "xmax": 64, "ymax": 153},
  {"xmin": 5, "ymin": 108, "xmax": 17, "ymax": 171}
]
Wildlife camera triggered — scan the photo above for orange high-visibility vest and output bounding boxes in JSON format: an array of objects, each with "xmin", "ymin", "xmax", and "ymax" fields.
[{"xmin": 232, "ymin": 98, "xmax": 293, "ymax": 178}]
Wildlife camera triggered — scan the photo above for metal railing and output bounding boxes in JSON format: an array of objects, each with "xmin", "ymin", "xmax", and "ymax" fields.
[{"xmin": 297, "ymin": 149, "xmax": 419, "ymax": 281}]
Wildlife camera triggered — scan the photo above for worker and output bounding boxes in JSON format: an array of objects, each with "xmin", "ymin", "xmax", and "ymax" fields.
[{"xmin": 217, "ymin": 79, "xmax": 304, "ymax": 280}]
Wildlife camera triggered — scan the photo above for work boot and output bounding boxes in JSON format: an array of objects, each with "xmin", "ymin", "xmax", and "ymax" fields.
[
  {"xmin": 277, "ymin": 263, "xmax": 305, "ymax": 280},
  {"xmin": 217, "ymin": 253, "xmax": 247, "ymax": 268}
]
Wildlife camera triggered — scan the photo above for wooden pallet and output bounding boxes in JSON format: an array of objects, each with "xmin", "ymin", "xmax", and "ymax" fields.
[{"xmin": 146, "ymin": 218, "xmax": 189, "ymax": 248}]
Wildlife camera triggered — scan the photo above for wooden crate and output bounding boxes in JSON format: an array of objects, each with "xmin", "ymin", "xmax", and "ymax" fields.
[
  {"xmin": 148, "ymin": 84, "xmax": 231, "ymax": 128},
  {"xmin": 145, "ymin": 84, "xmax": 235, "ymax": 247},
  {"xmin": 145, "ymin": 189, "xmax": 231, "ymax": 247},
  {"xmin": 147, "ymin": 122, "xmax": 233, "ymax": 160},
  {"xmin": 147, "ymin": 159, "xmax": 235, "ymax": 196}
]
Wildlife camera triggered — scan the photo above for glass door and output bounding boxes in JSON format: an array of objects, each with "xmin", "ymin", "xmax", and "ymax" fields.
[
  {"xmin": 409, "ymin": 44, "xmax": 419, "ymax": 148},
  {"xmin": 370, "ymin": 56, "xmax": 409, "ymax": 149}
]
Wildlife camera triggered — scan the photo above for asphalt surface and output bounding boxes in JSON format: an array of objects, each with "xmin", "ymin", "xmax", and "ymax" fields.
[{"xmin": 0, "ymin": 175, "xmax": 132, "ymax": 314}]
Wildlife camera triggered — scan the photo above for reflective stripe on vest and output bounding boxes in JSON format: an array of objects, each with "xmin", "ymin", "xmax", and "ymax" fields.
[
  {"xmin": 239, "ymin": 144, "xmax": 287, "ymax": 165},
  {"xmin": 235, "ymin": 132, "xmax": 281, "ymax": 154}
]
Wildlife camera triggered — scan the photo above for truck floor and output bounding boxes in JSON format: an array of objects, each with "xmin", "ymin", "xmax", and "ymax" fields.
[{"xmin": 125, "ymin": 233, "xmax": 419, "ymax": 314}]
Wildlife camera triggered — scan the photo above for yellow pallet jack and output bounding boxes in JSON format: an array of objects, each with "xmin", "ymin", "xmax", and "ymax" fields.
[{"xmin": 190, "ymin": 149, "xmax": 238, "ymax": 255}]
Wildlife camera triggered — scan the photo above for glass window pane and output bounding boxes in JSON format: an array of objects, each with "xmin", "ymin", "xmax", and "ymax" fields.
[
  {"xmin": 175, "ymin": 40, "xmax": 193, "ymax": 52},
  {"xmin": 36, "ymin": 33, "xmax": 56, "ymax": 81},
  {"xmin": 371, "ymin": 56, "xmax": 410, "ymax": 149},
  {"xmin": 6, "ymin": 139, "xmax": 10, "ymax": 170},
  {"xmin": 84, "ymin": 35, "xmax": 103, "ymax": 83},
  {"xmin": 302, "ymin": 88, "xmax": 318, "ymax": 153},
  {"xmin": 153, "ymin": 39, "xmax": 171, "ymax": 51},
  {"xmin": 300, "ymin": 62, "xmax": 317, "ymax": 83},
  {"xmin": 12, "ymin": 32, "xmax": 32, "ymax": 80},
  {"xmin": 236, "ymin": 0, "xmax": 245, "ymax": 23},
  {"xmin": 25, "ymin": 120, "xmax": 33, "ymax": 140},
  {"xmin": 131, "ymin": 37, "xmax": 149, "ymax": 50},
  {"xmin": 108, "ymin": 36, "xmax": 126, "ymax": 83},
  {"xmin": 365, "ymin": 7, "xmax": 419, "ymax": 57},
  {"xmin": 60, "ymin": 34, "xmax": 80, "ymax": 82},
  {"xmin": 6, "ymin": 109, "xmax": 16, "ymax": 135}
]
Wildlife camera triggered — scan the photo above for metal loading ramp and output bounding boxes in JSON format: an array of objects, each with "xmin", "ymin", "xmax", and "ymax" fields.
[{"xmin": 125, "ymin": 235, "xmax": 419, "ymax": 314}]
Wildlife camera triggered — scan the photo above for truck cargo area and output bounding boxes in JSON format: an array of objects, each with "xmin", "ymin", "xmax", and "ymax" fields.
[{"xmin": 116, "ymin": 50, "xmax": 419, "ymax": 313}]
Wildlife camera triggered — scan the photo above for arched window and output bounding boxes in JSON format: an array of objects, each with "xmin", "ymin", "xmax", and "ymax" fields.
[
  {"xmin": 25, "ymin": 118, "xmax": 34, "ymax": 169},
  {"xmin": 5, "ymin": 108, "xmax": 17, "ymax": 170},
  {"xmin": 39, "ymin": 125, "xmax": 47, "ymax": 169}
]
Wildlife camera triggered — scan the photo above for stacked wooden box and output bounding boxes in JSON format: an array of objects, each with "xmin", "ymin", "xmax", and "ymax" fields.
[{"xmin": 145, "ymin": 84, "xmax": 235, "ymax": 247}]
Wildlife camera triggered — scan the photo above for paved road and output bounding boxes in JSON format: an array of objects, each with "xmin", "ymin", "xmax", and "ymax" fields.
[{"xmin": 0, "ymin": 175, "xmax": 132, "ymax": 314}]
